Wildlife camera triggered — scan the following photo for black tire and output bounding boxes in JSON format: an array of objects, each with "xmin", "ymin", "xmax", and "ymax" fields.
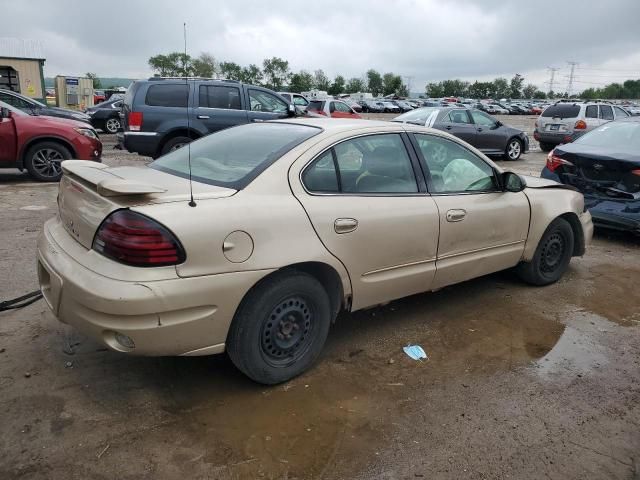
[
  {"xmin": 160, "ymin": 136, "xmax": 193, "ymax": 156},
  {"xmin": 504, "ymin": 137, "xmax": 523, "ymax": 161},
  {"xmin": 227, "ymin": 271, "xmax": 332, "ymax": 385},
  {"xmin": 103, "ymin": 116, "xmax": 121, "ymax": 134},
  {"xmin": 24, "ymin": 141, "xmax": 72, "ymax": 182},
  {"xmin": 539, "ymin": 141, "xmax": 554, "ymax": 152},
  {"xmin": 517, "ymin": 218, "xmax": 574, "ymax": 286}
]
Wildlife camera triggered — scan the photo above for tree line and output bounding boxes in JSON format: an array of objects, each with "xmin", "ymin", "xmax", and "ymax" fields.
[
  {"xmin": 580, "ymin": 79, "xmax": 640, "ymax": 100},
  {"xmin": 147, "ymin": 51, "xmax": 409, "ymax": 96},
  {"xmin": 426, "ymin": 74, "xmax": 547, "ymax": 100}
]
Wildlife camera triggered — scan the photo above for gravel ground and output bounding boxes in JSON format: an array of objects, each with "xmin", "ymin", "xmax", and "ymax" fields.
[{"xmin": 0, "ymin": 115, "xmax": 639, "ymax": 480}]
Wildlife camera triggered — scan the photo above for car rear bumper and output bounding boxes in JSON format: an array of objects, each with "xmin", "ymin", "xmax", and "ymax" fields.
[
  {"xmin": 117, "ymin": 131, "xmax": 160, "ymax": 157},
  {"xmin": 533, "ymin": 130, "xmax": 571, "ymax": 145},
  {"xmin": 37, "ymin": 217, "xmax": 272, "ymax": 356}
]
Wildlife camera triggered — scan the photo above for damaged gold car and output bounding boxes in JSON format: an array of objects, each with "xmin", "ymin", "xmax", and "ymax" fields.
[{"xmin": 37, "ymin": 119, "xmax": 593, "ymax": 384}]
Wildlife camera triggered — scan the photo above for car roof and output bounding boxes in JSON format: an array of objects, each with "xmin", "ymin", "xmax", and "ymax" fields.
[{"xmin": 272, "ymin": 118, "xmax": 398, "ymax": 131}]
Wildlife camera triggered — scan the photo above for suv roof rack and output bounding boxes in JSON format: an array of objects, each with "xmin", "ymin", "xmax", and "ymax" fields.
[{"xmin": 147, "ymin": 77, "xmax": 241, "ymax": 83}]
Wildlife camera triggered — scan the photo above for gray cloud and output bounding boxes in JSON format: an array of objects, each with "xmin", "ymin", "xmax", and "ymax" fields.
[{"xmin": 3, "ymin": 0, "xmax": 640, "ymax": 92}]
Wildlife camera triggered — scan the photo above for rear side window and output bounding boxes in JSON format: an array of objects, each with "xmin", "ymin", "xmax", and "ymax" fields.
[
  {"xmin": 199, "ymin": 85, "xmax": 241, "ymax": 109},
  {"xmin": 145, "ymin": 84, "xmax": 189, "ymax": 107},
  {"xmin": 301, "ymin": 150, "xmax": 339, "ymax": 192},
  {"xmin": 307, "ymin": 100, "xmax": 324, "ymax": 111},
  {"xmin": 599, "ymin": 105, "xmax": 614, "ymax": 120},
  {"xmin": 541, "ymin": 104, "xmax": 580, "ymax": 118},
  {"xmin": 585, "ymin": 105, "xmax": 598, "ymax": 118}
]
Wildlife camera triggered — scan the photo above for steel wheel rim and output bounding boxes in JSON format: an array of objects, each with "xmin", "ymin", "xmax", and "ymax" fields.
[
  {"xmin": 508, "ymin": 141, "xmax": 521, "ymax": 159},
  {"xmin": 32, "ymin": 148, "xmax": 64, "ymax": 178},
  {"xmin": 540, "ymin": 232, "xmax": 565, "ymax": 274},
  {"xmin": 106, "ymin": 118, "xmax": 120, "ymax": 133},
  {"xmin": 260, "ymin": 295, "xmax": 315, "ymax": 367}
]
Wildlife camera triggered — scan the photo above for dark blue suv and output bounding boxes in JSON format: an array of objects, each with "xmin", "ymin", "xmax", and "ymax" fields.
[{"xmin": 118, "ymin": 78, "xmax": 296, "ymax": 158}]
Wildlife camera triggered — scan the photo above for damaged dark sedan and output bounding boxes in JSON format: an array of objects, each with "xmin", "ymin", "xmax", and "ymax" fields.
[{"xmin": 541, "ymin": 117, "xmax": 640, "ymax": 234}]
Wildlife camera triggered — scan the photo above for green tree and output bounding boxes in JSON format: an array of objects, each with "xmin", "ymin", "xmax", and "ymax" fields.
[
  {"xmin": 148, "ymin": 52, "xmax": 192, "ymax": 77},
  {"xmin": 240, "ymin": 64, "xmax": 263, "ymax": 85},
  {"xmin": 313, "ymin": 69, "xmax": 331, "ymax": 91},
  {"xmin": 441, "ymin": 79, "xmax": 468, "ymax": 97},
  {"xmin": 345, "ymin": 77, "xmax": 366, "ymax": 93},
  {"xmin": 366, "ymin": 69, "xmax": 383, "ymax": 96},
  {"xmin": 492, "ymin": 77, "xmax": 510, "ymax": 98},
  {"xmin": 509, "ymin": 74, "xmax": 524, "ymax": 99},
  {"xmin": 328, "ymin": 75, "xmax": 346, "ymax": 95},
  {"xmin": 397, "ymin": 83, "xmax": 409, "ymax": 97},
  {"xmin": 425, "ymin": 82, "xmax": 445, "ymax": 97},
  {"xmin": 289, "ymin": 70, "xmax": 314, "ymax": 93},
  {"xmin": 219, "ymin": 61, "xmax": 244, "ymax": 81},
  {"xmin": 382, "ymin": 73, "xmax": 402, "ymax": 96},
  {"xmin": 191, "ymin": 52, "xmax": 217, "ymax": 78},
  {"xmin": 262, "ymin": 57, "xmax": 291, "ymax": 91},
  {"xmin": 533, "ymin": 90, "xmax": 547, "ymax": 99},
  {"xmin": 522, "ymin": 83, "xmax": 537, "ymax": 99},
  {"xmin": 85, "ymin": 72, "xmax": 101, "ymax": 89}
]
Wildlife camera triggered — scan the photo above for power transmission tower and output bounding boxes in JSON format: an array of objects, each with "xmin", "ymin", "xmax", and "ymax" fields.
[
  {"xmin": 546, "ymin": 67, "xmax": 559, "ymax": 95},
  {"xmin": 403, "ymin": 76, "xmax": 413, "ymax": 94},
  {"xmin": 566, "ymin": 61, "xmax": 579, "ymax": 97}
]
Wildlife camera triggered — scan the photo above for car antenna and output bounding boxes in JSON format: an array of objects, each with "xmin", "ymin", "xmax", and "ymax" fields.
[{"xmin": 184, "ymin": 22, "xmax": 196, "ymax": 207}]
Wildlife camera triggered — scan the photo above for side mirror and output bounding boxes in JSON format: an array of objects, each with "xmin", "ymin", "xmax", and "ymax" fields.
[
  {"xmin": 0, "ymin": 107, "xmax": 10, "ymax": 119},
  {"xmin": 502, "ymin": 171, "xmax": 526, "ymax": 192},
  {"xmin": 287, "ymin": 103, "xmax": 296, "ymax": 117},
  {"xmin": 494, "ymin": 120, "xmax": 502, "ymax": 127}
]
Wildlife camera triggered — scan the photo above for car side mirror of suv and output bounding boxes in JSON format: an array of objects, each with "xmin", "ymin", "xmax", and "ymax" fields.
[
  {"xmin": 502, "ymin": 171, "xmax": 526, "ymax": 192},
  {"xmin": 288, "ymin": 103, "xmax": 296, "ymax": 117},
  {"xmin": 0, "ymin": 107, "xmax": 10, "ymax": 119}
]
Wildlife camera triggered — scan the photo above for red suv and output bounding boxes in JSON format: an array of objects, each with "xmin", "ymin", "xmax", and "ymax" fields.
[
  {"xmin": 0, "ymin": 101, "xmax": 102, "ymax": 181},
  {"xmin": 306, "ymin": 99, "xmax": 362, "ymax": 119}
]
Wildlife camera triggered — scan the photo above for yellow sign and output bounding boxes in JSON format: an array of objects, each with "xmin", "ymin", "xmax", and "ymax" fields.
[{"xmin": 27, "ymin": 84, "xmax": 35, "ymax": 95}]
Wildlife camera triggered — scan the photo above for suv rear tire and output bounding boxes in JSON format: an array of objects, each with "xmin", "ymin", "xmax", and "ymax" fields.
[
  {"xmin": 539, "ymin": 142, "xmax": 554, "ymax": 152},
  {"xmin": 160, "ymin": 136, "xmax": 193, "ymax": 156},
  {"xmin": 227, "ymin": 271, "xmax": 332, "ymax": 385},
  {"xmin": 24, "ymin": 141, "xmax": 72, "ymax": 182}
]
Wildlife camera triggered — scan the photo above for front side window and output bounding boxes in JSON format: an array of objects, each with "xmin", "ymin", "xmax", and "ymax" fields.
[
  {"xmin": 199, "ymin": 85, "xmax": 241, "ymax": 110},
  {"xmin": 248, "ymin": 89, "xmax": 288, "ymax": 113},
  {"xmin": 614, "ymin": 106, "xmax": 629, "ymax": 118},
  {"xmin": 0, "ymin": 91, "xmax": 33, "ymax": 110},
  {"xmin": 599, "ymin": 105, "xmax": 614, "ymax": 120},
  {"xmin": 414, "ymin": 134, "xmax": 496, "ymax": 193},
  {"xmin": 151, "ymin": 123, "xmax": 320, "ymax": 189},
  {"xmin": 333, "ymin": 101, "xmax": 351, "ymax": 113},
  {"xmin": 145, "ymin": 84, "xmax": 189, "ymax": 107},
  {"xmin": 448, "ymin": 110, "xmax": 472, "ymax": 124},
  {"xmin": 302, "ymin": 134, "xmax": 418, "ymax": 194},
  {"xmin": 470, "ymin": 110, "xmax": 496, "ymax": 127},
  {"xmin": 293, "ymin": 95, "xmax": 309, "ymax": 106}
]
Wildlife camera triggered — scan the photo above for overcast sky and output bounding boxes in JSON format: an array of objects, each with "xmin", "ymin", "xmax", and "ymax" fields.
[{"xmin": 4, "ymin": 0, "xmax": 640, "ymax": 93}]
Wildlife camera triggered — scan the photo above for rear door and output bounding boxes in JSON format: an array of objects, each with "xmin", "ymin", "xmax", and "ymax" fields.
[
  {"xmin": 0, "ymin": 113, "xmax": 17, "ymax": 164},
  {"xmin": 411, "ymin": 133, "xmax": 530, "ymax": 289},
  {"xmin": 598, "ymin": 105, "xmax": 615, "ymax": 128},
  {"xmin": 194, "ymin": 84, "xmax": 248, "ymax": 133},
  {"xmin": 436, "ymin": 109, "xmax": 477, "ymax": 145},
  {"xmin": 291, "ymin": 131, "xmax": 440, "ymax": 310},
  {"xmin": 584, "ymin": 104, "xmax": 601, "ymax": 130},
  {"xmin": 246, "ymin": 88, "xmax": 290, "ymax": 122}
]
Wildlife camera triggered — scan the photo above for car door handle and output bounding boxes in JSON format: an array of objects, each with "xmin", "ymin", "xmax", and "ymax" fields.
[
  {"xmin": 446, "ymin": 209, "xmax": 466, "ymax": 222},
  {"xmin": 252, "ymin": 118, "xmax": 265, "ymax": 122},
  {"xmin": 477, "ymin": 127, "xmax": 483, "ymax": 132},
  {"xmin": 445, "ymin": 125, "xmax": 453, "ymax": 130},
  {"xmin": 197, "ymin": 115, "xmax": 210, "ymax": 119},
  {"xmin": 334, "ymin": 218, "xmax": 358, "ymax": 234}
]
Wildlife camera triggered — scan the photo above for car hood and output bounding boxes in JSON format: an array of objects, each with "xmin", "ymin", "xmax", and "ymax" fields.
[
  {"xmin": 27, "ymin": 114, "xmax": 95, "ymax": 130},
  {"xmin": 39, "ymin": 106, "xmax": 90, "ymax": 120}
]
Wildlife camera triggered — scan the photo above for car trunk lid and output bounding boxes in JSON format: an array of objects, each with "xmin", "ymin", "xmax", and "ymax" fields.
[{"xmin": 58, "ymin": 160, "xmax": 236, "ymax": 249}]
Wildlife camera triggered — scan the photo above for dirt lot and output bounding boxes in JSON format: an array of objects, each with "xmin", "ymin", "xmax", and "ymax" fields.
[{"xmin": 1, "ymin": 115, "xmax": 639, "ymax": 480}]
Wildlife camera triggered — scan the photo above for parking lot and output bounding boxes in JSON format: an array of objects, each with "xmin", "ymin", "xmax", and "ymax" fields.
[{"xmin": 1, "ymin": 115, "xmax": 639, "ymax": 479}]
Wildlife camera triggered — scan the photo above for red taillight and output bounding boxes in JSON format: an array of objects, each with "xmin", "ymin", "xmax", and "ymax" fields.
[
  {"xmin": 574, "ymin": 119, "xmax": 587, "ymax": 129},
  {"xmin": 128, "ymin": 111, "xmax": 143, "ymax": 131},
  {"xmin": 632, "ymin": 169, "xmax": 640, "ymax": 176},
  {"xmin": 92, "ymin": 210, "xmax": 185, "ymax": 267},
  {"xmin": 546, "ymin": 150, "xmax": 574, "ymax": 173}
]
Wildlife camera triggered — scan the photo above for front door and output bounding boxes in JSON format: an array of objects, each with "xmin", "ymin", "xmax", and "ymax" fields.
[
  {"xmin": 291, "ymin": 132, "xmax": 440, "ymax": 310},
  {"xmin": 411, "ymin": 133, "xmax": 530, "ymax": 289},
  {"xmin": 194, "ymin": 84, "xmax": 248, "ymax": 133},
  {"xmin": 470, "ymin": 109, "xmax": 506, "ymax": 153}
]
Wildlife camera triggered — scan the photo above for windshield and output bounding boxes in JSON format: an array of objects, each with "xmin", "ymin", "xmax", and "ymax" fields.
[
  {"xmin": 574, "ymin": 121, "xmax": 640, "ymax": 150},
  {"xmin": 150, "ymin": 122, "xmax": 321, "ymax": 189},
  {"xmin": 394, "ymin": 107, "xmax": 440, "ymax": 126}
]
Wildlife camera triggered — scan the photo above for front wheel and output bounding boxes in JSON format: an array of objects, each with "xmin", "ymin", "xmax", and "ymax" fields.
[
  {"xmin": 504, "ymin": 138, "xmax": 523, "ymax": 161},
  {"xmin": 517, "ymin": 218, "xmax": 574, "ymax": 286},
  {"xmin": 227, "ymin": 271, "xmax": 332, "ymax": 384},
  {"xmin": 160, "ymin": 136, "xmax": 193, "ymax": 156},
  {"xmin": 24, "ymin": 141, "xmax": 72, "ymax": 182}
]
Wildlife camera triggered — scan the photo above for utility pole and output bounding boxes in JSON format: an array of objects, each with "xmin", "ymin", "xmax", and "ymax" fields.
[
  {"xmin": 566, "ymin": 61, "xmax": 579, "ymax": 97},
  {"xmin": 403, "ymin": 76, "xmax": 413, "ymax": 95},
  {"xmin": 546, "ymin": 67, "xmax": 559, "ymax": 96}
]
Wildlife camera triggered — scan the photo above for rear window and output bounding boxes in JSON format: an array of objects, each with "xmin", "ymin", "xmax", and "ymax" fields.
[
  {"xmin": 150, "ymin": 123, "xmax": 321, "ymax": 189},
  {"xmin": 307, "ymin": 100, "xmax": 324, "ymax": 111},
  {"xmin": 145, "ymin": 84, "xmax": 189, "ymax": 107},
  {"xmin": 541, "ymin": 104, "xmax": 580, "ymax": 119}
]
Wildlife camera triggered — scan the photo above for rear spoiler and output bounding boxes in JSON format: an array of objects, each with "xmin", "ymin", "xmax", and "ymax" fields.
[{"xmin": 61, "ymin": 160, "xmax": 167, "ymax": 197}]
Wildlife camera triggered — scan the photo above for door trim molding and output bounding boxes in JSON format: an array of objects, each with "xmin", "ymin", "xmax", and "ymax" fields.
[{"xmin": 437, "ymin": 239, "xmax": 525, "ymax": 261}]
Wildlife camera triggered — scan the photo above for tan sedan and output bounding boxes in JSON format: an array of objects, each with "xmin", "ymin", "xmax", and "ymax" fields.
[{"xmin": 37, "ymin": 119, "xmax": 593, "ymax": 384}]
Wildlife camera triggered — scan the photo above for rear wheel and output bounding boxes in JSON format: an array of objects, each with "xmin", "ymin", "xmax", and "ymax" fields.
[
  {"xmin": 504, "ymin": 138, "xmax": 523, "ymax": 161},
  {"xmin": 539, "ymin": 141, "xmax": 554, "ymax": 152},
  {"xmin": 227, "ymin": 271, "xmax": 332, "ymax": 384},
  {"xmin": 160, "ymin": 136, "xmax": 192, "ymax": 156},
  {"xmin": 104, "ymin": 116, "xmax": 121, "ymax": 134},
  {"xmin": 517, "ymin": 218, "xmax": 574, "ymax": 286},
  {"xmin": 24, "ymin": 141, "xmax": 72, "ymax": 182}
]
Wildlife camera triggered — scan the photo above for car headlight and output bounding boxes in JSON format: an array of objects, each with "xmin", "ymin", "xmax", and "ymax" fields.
[
  {"xmin": 71, "ymin": 113, "xmax": 90, "ymax": 120},
  {"xmin": 74, "ymin": 127, "xmax": 98, "ymax": 139},
  {"xmin": 86, "ymin": 110, "xmax": 96, "ymax": 116}
]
